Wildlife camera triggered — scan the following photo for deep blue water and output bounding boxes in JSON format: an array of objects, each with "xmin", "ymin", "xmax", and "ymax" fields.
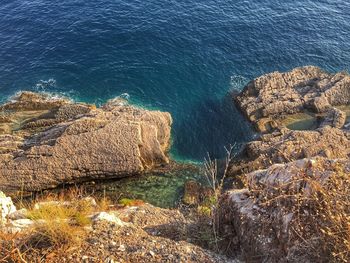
[{"xmin": 0, "ymin": 0, "xmax": 350, "ymax": 160}]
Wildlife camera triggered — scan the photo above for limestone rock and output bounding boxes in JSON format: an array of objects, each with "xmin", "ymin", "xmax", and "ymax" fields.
[
  {"xmin": 230, "ymin": 126, "xmax": 350, "ymax": 175},
  {"xmin": 218, "ymin": 158, "xmax": 350, "ymax": 262},
  {"xmin": 312, "ymin": 95, "xmax": 331, "ymax": 113},
  {"xmin": 0, "ymin": 92, "xmax": 172, "ymax": 193},
  {"xmin": 230, "ymin": 67, "xmax": 350, "ymax": 175},
  {"xmin": 92, "ymin": 212, "xmax": 125, "ymax": 227},
  {"xmin": 8, "ymin": 208, "xmax": 28, "ymax": 220},
  {"xmin": 0, "ymin": 209, "xmax": 33, "ymax": 232},
  {"xmin": 0, "ymin": 191, "xmax": 16, "ymax": 224},
  {"xmin": 320, "ymin": 107, "xmax": 347, "ymax": 128},
  {"xmin": 0, "ymin": 92, "xmax": 68, "ymax": 111},
  {"xmin": 234, "ymin": 66, "xmax": 350, "ymax": 132},
  {"xmin": 6, "ymin": 218, "xmax": 34, "ymax": 233}
]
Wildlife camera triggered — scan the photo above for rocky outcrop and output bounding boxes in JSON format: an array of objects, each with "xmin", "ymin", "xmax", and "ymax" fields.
[
  {"xmin": 230, "ymin": 126, "xmax": 350, "ymax": 175},
  {"xmin": 220, "ymin": 67, "xmax": 350, "ymax": 262},
  {"xmin": 0, "ymin": 191, "xmax": 16, "ymax": 225},
  {"xmin": 234, "ymin": 66, "xmax": 350, "ymax": 132},
  {"xmin": 0, "ymin": 92, "xmax": 172, "ymax": 193},
  {"xmin": 230, "ymin": 67, "xmax": 350, "ymax": 175},
  {"xmin": 218, "ymin": 158, "xmax": 350, "ymax": 262}
]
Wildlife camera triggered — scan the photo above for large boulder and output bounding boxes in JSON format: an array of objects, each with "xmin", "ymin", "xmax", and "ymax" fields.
[
  {"xmin": 0, "ymin": 92, "xmax": 172, "ymax": 193},
  {"xmin": 320, "ymin": 107, "xmax": 347, "ymax": 128},
  {"xmin": 234, "ymin": 66, "xmax": 350, "ymax": 132}
]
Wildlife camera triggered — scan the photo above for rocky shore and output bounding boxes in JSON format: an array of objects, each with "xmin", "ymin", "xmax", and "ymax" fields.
[
  {"xmin": 234, "ymin": 66, "xmax": 350, "ymax": 132},
  {"xmin": 229, "ymin": 66, "xmax": 350, "ymax": 175},
  {"xmin": 218, "ymin": 66, "xmax": 350, "ymax": 262},
  {"xmin": 0, "ymin": 92, "xmax": 172, "ymax": 194},
  {"xmin": 0, "ymin": 66, "xmax": 349, "ymax": 262}
]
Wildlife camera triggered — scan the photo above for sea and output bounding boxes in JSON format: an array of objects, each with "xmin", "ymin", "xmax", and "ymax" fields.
[{"xmin": 0, "ymin": 0, "xmax": 350, "ymax": 161}]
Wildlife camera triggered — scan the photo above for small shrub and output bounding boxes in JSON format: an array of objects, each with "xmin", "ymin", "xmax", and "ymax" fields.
[
  {"xmin": 98, "ymin": 197, "xmax": 112, "ymax": 211},
  {"xmin": 22, "ymin": 188, "xmax": 99, "ymax": 251},
  {"xmin": 197, "ymin": 205, "xmax": 212, "ymax": 217},
  {"xmin": 244, "ymin": 161, "xmax": 350, "ymax": 262},
  {"xmin": 30, "ymin": 218, "xmax": 86, "ymax": 248},
  {"xmin": 27, "ymin": 202, "xmax": 90, "ymax": 248},
  {"xmin": 118, "ymin": 198, "xmax": 144, "ymax": 207}
]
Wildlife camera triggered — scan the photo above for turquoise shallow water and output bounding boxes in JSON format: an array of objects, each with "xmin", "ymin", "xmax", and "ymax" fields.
[
  {"xmin": 1, "ymin": 0, "xmax": 350, "ymax": 160},
  {"xmin": 91, "ymin": 168, "xmax": 203, "ymax": 208}
]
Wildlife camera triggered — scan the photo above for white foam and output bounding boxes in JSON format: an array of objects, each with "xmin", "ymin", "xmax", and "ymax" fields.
[
  {"xmin": 230, "ymin": 74, "xmax": 249, "ymax": 92},
  {"xmin": 34, "ymin": 78, "xmax": 57, "ymax": 91},
  {"xmin": 118, "ymin": 92, "xmax": 130, "ymax": 100}
]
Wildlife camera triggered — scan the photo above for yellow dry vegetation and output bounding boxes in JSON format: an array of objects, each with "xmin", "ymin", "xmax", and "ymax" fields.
[
  {"xmin": 0, "ymin": 188, "xmax": 113, "ymax": 261},
  {"xmin": 245, "ymin": 162, "xmax": 350, "ymax": 262}
]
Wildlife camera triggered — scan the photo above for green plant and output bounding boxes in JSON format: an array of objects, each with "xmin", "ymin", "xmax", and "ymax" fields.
[{"xmin": 118, "ymin": 198, "xmax": 144, "ymax": 207}]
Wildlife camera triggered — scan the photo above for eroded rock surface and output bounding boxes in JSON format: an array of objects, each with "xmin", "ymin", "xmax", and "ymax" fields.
[
  {"xmin": 220, "ymin": 67, "xmax": 350, "ymax": 262},
  {"xmin": 230, "ymin": 126, "xmax": 350, "ymax": 175},
  {"xmin": 219, "ymin": 158, "xmax": 350, "ymax": 262},
  {"xmin": 230, "ymin": 67, "xmax": 350, "ymax": 175},
  {"xmin": 0, "ymin": 92, "xmax": 172, "ymax": 193},
  {"xmin": 234, "ymin": 66, "xmax": 350, "ymax": 132}
]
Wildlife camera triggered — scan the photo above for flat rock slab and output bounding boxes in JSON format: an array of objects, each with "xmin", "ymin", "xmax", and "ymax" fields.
[
  {"xmin": 0, "ymin": 92, "xmax": 172, "ymax": 193},
  {"xmin": 230, "ymin": 126, "xmax": 350, "ymax": 175}
]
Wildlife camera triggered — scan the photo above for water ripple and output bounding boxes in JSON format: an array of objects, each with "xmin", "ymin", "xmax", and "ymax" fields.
[{"xmin": 0, "ymin": 0, "xmax": 349, "ymax": 160}]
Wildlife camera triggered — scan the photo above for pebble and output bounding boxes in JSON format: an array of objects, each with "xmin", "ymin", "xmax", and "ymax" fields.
[
  {"xmin": 118, "ymin": 244, "xmax": 126, "ymax": 252},
  {"xmin": 106, "ymin": 258, "xmax": 120, "ymax": 263},
  {"xmin": 110, "ymin": 241, "xmax": 117, "ymax": 247},
  {"xmin": 184, "ymin": 245, "xmax": 192, "ymax": 253}
]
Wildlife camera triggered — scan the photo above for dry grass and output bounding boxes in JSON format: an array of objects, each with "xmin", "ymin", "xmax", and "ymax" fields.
[
  {"xmin": 0, "ymin": 232, "xmax": 28, "ymax": 262},
  {"xmin": 188, "ymin": 144, "xmax": 236, "ymax": 252},
  {"xmin": 0, "ymin": 187, "xmax": 114, "ymax": 261},
  {"xmin": 243, "ymin": 161, "xmax": 350, "ymax": 262},
  {"xmin": 26, "ymin": 200, "xmax": 92, "ymax": 248}
]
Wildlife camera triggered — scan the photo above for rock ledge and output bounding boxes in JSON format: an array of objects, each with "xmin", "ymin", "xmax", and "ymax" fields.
[{"xmin": 0, "ymin": 92, "xmax": 172, "ymax": 193}]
